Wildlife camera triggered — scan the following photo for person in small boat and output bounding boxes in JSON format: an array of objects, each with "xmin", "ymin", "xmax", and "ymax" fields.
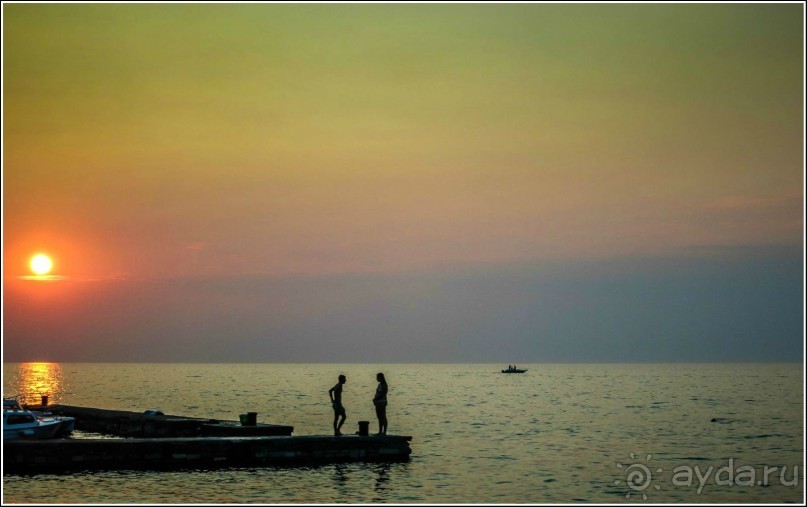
[
  {"xmin": 329, "ymin": 374, "xmax": 347, "ymax": 436},
  {"xmin": 373, "ymin": 372, "xmax": 388, "ymax": 435}
]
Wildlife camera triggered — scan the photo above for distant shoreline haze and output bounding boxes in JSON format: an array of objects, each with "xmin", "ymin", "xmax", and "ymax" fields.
[{"xmin": 4, "ymin": 249, "xmax": 803, "ymax": 363}]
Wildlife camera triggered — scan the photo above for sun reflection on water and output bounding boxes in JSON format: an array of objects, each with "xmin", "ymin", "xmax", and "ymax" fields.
[{"xmin": 6, "ymin": 362, "xmax": 66, "ymax": 406}]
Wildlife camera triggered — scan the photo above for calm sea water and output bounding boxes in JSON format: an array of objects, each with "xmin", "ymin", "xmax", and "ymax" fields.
[{"xmin": 2, "ymin": 363, "xmax": 804, "ymax": 504}]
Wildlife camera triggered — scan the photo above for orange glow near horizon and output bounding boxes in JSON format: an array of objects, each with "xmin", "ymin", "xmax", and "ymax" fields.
[
  {"xmin": 15, "ymin": 251, "xmax": 65, "ymax": 281},
  {"xmin": 4, "ymin": 230, "xmax": 100, "ymax": 282}
]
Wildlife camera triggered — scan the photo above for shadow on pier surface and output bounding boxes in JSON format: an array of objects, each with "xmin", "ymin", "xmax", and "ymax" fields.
[{"xmin": 4, "ymin": 435, "xmax": 413, "ymax": 475}]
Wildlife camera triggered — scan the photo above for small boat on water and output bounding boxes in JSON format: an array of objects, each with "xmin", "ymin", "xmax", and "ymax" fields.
[
  {"xmin": 502, "ymin": 366, "xmax": 528, "ymax": 373},
  {"xmin": 3, "ymin": 409, "xmax": 66, "ymax": 440},
  {"xmin": 3, "ymin": 396, "xmax": 76, "ymax": 439}
]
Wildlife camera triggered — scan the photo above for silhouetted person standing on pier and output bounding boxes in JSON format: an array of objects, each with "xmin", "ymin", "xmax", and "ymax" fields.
[
  {"xmin": 373, "ymin": 372, "xmax": 388, "ymax": 435},
  {"xmin": 329, "ymin": 374, "xmax": 347, "ymax": 436}
]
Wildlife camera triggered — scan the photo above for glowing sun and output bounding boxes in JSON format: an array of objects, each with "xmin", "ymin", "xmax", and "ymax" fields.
[{"xmin": 29, "ymin": 254, "xmax": 54, "ymax": 275}]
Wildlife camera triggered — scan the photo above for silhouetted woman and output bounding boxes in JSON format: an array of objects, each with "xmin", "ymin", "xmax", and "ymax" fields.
[{"xmin": 373, "ymin": 372, "xmax": 388, "ymax": 435}]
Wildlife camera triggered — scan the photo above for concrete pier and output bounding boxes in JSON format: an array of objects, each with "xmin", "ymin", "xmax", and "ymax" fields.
[
  {"xmin": 3, "ymin": 435, "xmax": 413, "ymax": 474},
  {"xmin": 40, "ymin": 405, "xmax": 294, "ymax": 437}
]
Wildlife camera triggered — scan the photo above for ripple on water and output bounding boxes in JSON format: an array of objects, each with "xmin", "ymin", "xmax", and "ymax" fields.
[{"xmin": 2, "ymin": 363, "xmax": 802, "ymax": 503}]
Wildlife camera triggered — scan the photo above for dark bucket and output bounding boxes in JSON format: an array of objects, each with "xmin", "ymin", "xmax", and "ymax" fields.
[
  {"xmin": 358, "ymin": 420, "xmax": 370, "ymax": 436},
  {"xmin": 246, "ymin": 412, "xmax": 258, "ymax": 426}
]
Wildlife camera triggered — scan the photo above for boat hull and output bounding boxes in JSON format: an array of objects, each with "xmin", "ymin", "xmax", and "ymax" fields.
[
  {"xmin": 3, "ymin": 419, "xmax": 63, "ymax": 440},
  {"xmin": 33, "ymin": 413, "xmax": 76, "ymax": 437}
]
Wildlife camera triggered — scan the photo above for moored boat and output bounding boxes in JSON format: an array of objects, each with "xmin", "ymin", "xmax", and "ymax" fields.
[
  {"xmin": 3, "ymin": 409, "xmax": 65, "ymax": 440},
  {"xmin": 3, "ymin": 396, "xmax": 76, "ymax": 439}
]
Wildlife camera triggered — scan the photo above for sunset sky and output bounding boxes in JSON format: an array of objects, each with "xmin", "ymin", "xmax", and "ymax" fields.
[{"xmin": 2, "ymin": 3, "xmax": 803, "ymax": 362}]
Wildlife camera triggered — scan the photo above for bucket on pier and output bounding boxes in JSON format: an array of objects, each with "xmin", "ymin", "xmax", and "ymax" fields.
[
  {"xmin": 358, "ymin": 420, "xmax": 370, "ymax": 436},
  {"xmin": 41, "ymin": 395, "xmax": 48, "ymax": 407},
  {"xmin": 240, "ymin": 412, "xmax": 258, "ymax": 426}
]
